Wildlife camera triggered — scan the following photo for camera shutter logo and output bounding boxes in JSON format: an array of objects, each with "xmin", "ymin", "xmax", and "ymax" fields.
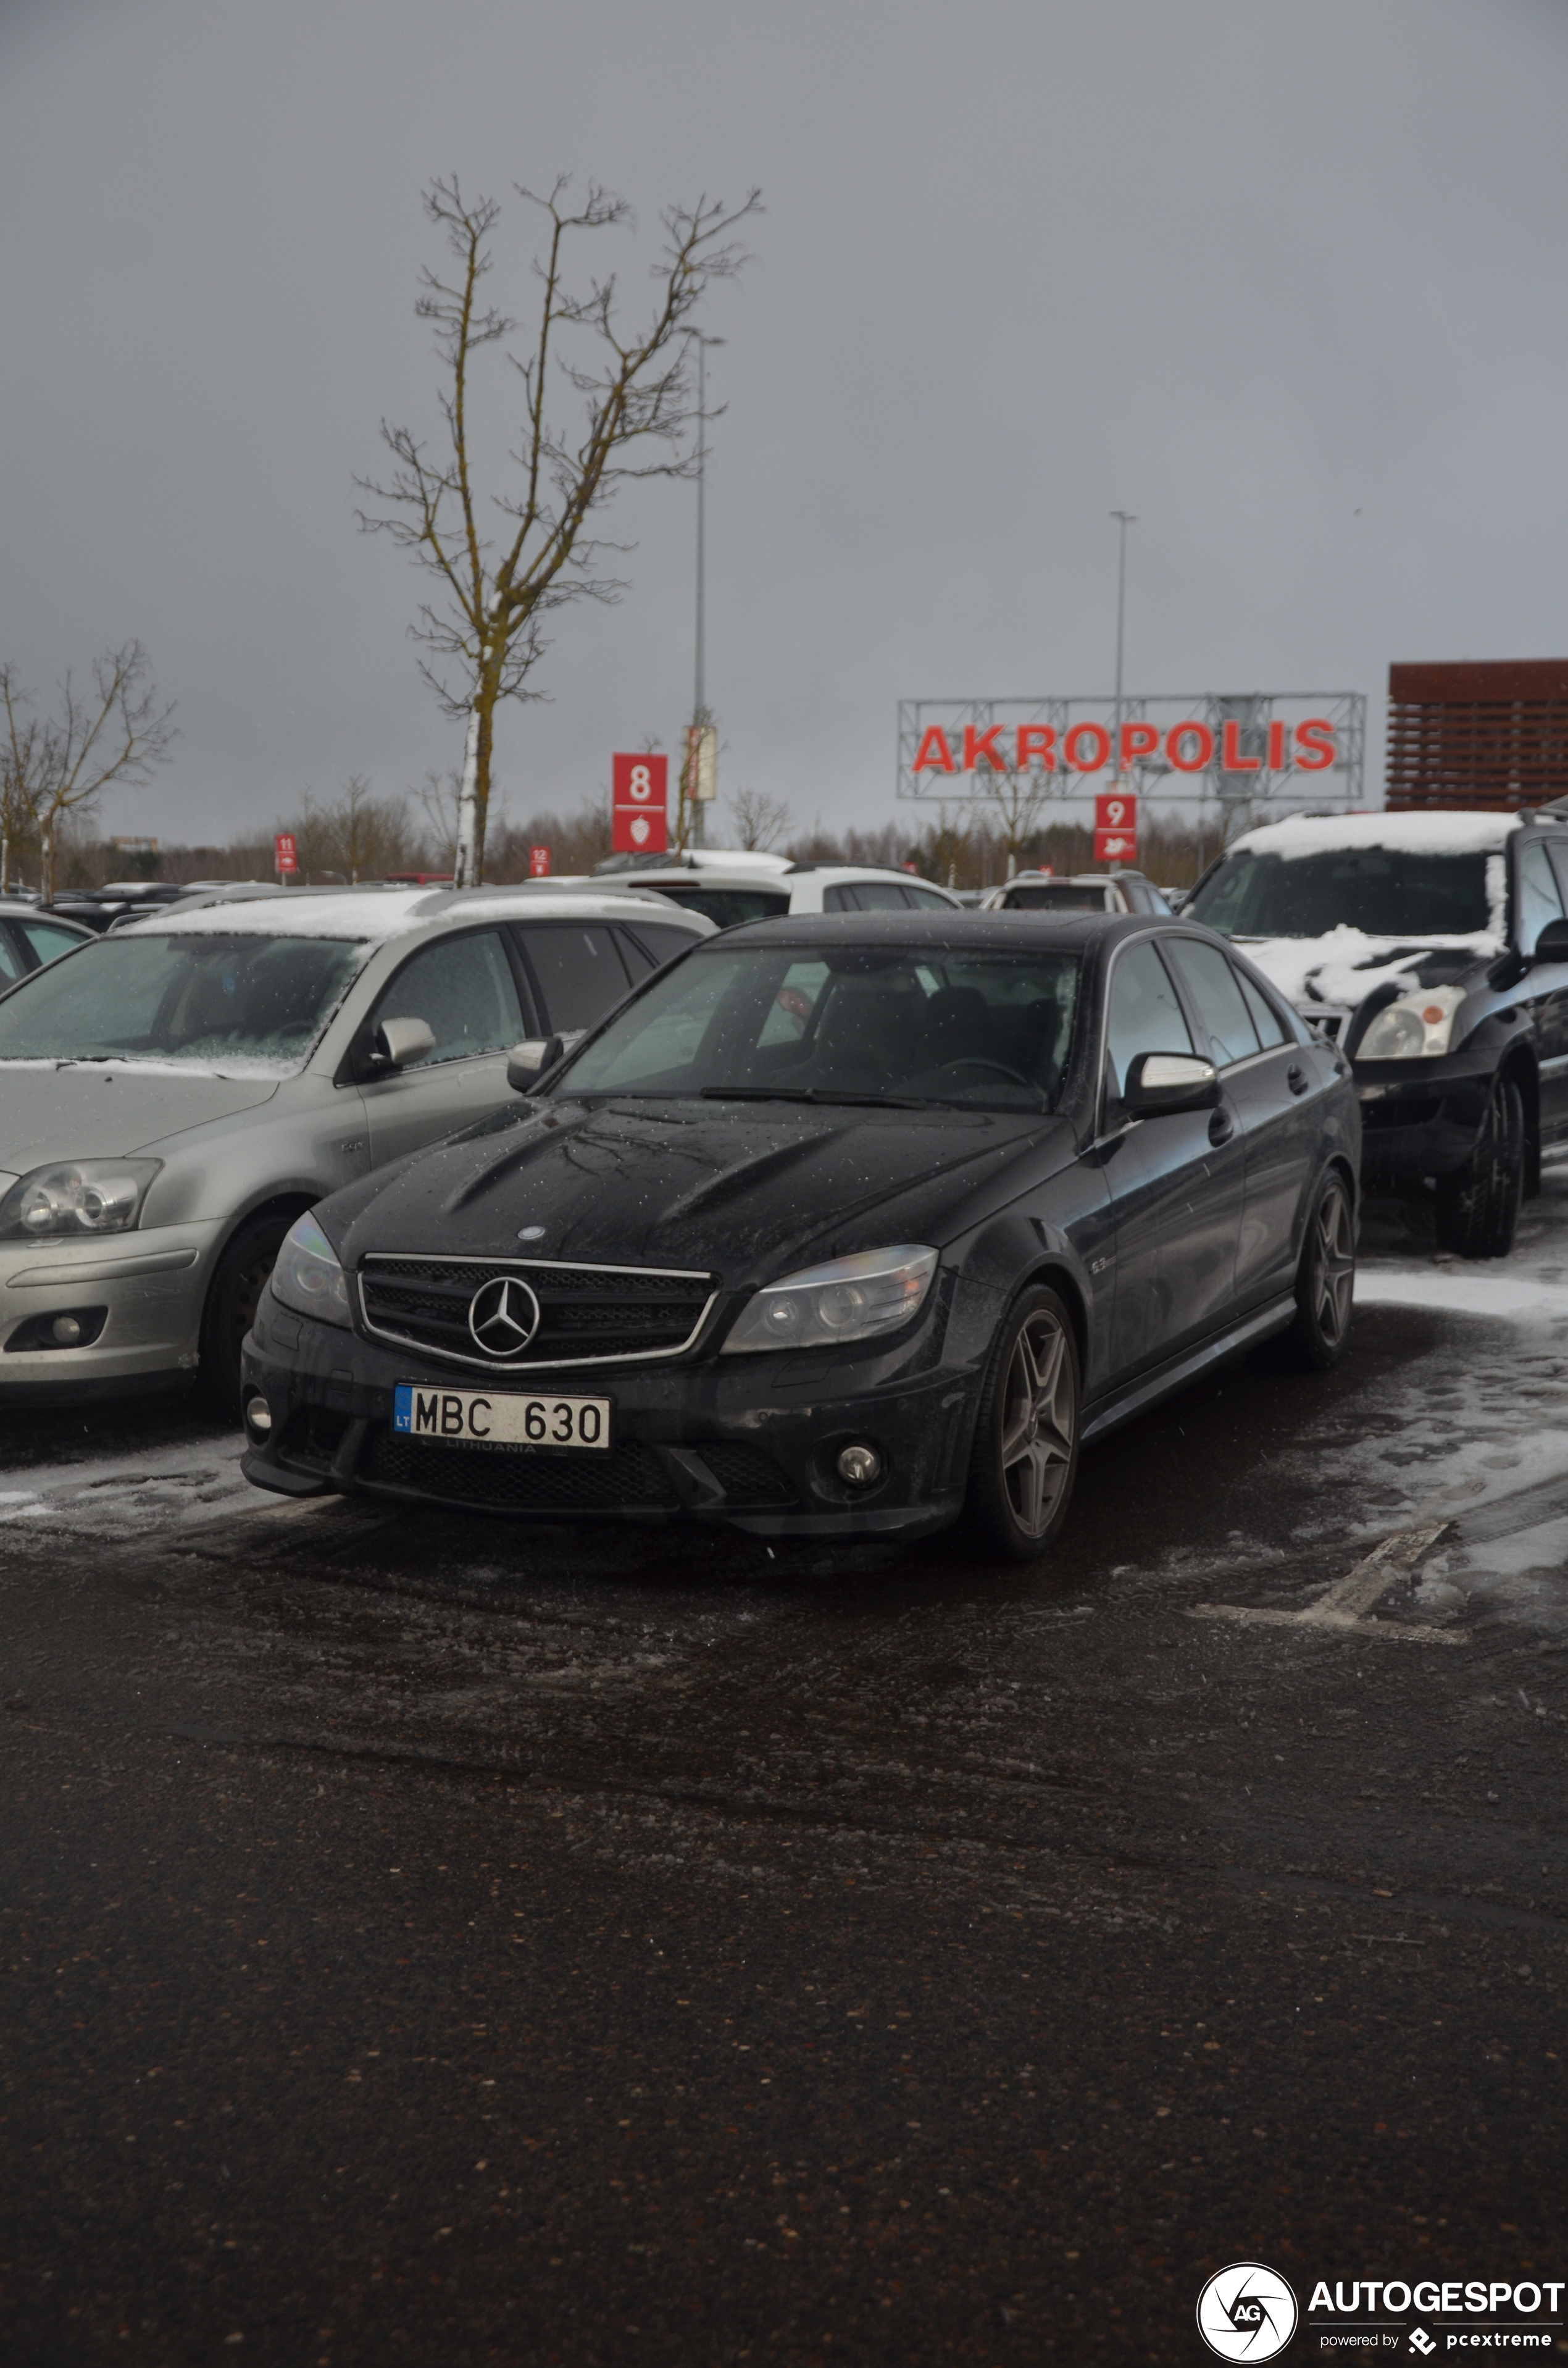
[
  {"xmin": 1196, "ymin": 2264, "xmax": 1298, "ymax": 2362},
  {"xmin": 467, "ymin": 1274, "xmax": 541, "ymax": 1358}
]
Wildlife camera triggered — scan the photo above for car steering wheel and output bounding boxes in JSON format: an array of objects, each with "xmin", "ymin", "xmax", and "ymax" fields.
[{"xmin": 928, "ymin": 1056, "xmax": 1036, "ymax": 1090}]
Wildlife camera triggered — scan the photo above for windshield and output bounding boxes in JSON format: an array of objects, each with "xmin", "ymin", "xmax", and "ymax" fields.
[
  {"xmin": 557, "ymin": 943, "xmax": 1080, "ymax": 1112},
  {"xmin": 1002, "ymin": 884, "xmax": 1108, "ymax": 911},
  {"xmin": 1186, "ymin": 846, "xmax": 1495, "ymax": 940},
  {"xmin": 0, "ymin": 931, "xmax": 367, "ymax": 1073}
]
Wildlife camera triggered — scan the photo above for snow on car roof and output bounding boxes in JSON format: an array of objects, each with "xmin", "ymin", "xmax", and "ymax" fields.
[
  {"xmin": 125, "ymin": 887, "xmax": 710, "ymax": 943},
  {"xmin": 1231, "ymin": 810, "xmax": 1519, "ymax": 860}
]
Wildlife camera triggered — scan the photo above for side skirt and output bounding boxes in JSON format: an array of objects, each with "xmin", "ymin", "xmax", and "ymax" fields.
[{"xmin": 1080, "ymin": 1294, "xmax": 1297, "ymax": 1447}]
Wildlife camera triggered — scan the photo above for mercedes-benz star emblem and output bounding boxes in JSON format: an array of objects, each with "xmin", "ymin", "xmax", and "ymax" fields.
[{"xmin": 467, "ymin": 1274, "xmax": 541, "ymax": 1358}]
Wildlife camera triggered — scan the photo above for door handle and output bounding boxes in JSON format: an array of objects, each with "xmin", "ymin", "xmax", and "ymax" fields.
[
  {"xmin": 1208, "ymin": 1108, "xmax": 1235, "ymax": 1147},
  {"xmin": 1287, "ymin": 1063, "xmax": 1310, "ymax": 1096}
]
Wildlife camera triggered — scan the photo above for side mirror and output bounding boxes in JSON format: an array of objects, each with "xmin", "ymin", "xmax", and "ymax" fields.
[
  {"xmin": 1532, "ymin": 917, "xmax": 1568, "ymax": 963},
  {"xmin": 507, "ymin": 1035, "xmax": 563, "ymax": 1092},
  {"xmin": 369, "ymin": 1015, "xmax": 436, "ymax": 1073},
  {"xmin": 1124, "ymin": 1049, "xmax": 1219, "ymax": 1115}
]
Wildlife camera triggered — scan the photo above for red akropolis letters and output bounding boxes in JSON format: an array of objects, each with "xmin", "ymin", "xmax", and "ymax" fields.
[
  {"xmin": 1065, "ymin": 722, "xmax": 1112, "ymax": 772},
  {"xmin": 909, "ymin": 716, "xmax": 1337, "ymax": 779},
  {"xmin": 1015, "ymin": 724, "xmax": 1057, "ymax": 770},
  {"xmin": 1166, "ymin": 724, "xmax": 1216, "ymax": 772},
  {"xmin": 1118, "ymin": 722, "xmax": 1161, "ymax": 768}
]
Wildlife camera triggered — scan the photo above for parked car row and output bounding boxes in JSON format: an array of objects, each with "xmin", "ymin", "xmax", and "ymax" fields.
[{"xmin": 4, "ymin": 809, "xmax": 1551, "ymax": 1559}]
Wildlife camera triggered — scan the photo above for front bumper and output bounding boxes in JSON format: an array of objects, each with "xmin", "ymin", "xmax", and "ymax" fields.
[
  {"xmin": 239, "ymin": 1294, "xmax": 983, "ymax": 1541},
  {"xmin": 0, "ymin": 1220, "xmax": 221, "ymax": 1402},
  {"xmin": 1351, "ymin": 1061, "xmax": 1495, "ymax": 1194}
]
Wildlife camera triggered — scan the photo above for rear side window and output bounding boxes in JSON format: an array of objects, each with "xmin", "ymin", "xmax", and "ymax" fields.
[
  {"xmin": 19, "ymin": 919, "xmax": 86, "ymax": 966},
  {"xmin": 1517, "ymin": 839, "xmax": 1566, "ymax": 955},
  {"xmin": 370, "ymin": 930, "xmax": 523, "ymax": 1066},
  {"xmin": 846, "ymin": 882, "xmax": 909, "ymax": 911},
  {"xmin": 620, "ymin": 921, "xmax": 699, "ymax": 974},
  {"xmin": 904, "ymin": 884, "xmax": 954, "ymax": 910},
  {"xmin": 1166, "ymin": 938, "xmax": 1261, "ymax": 1068},
  {"xmin": 1235, "ymin": 964, "xmax": 1288, "ymax": 1048},
  {"xmin": 519, "ymin": 923, "xmax": 633, "ymax": 1031},
  {"xmin": 0, "ymin": 927, "xmax": 26, "ymax": 983}
]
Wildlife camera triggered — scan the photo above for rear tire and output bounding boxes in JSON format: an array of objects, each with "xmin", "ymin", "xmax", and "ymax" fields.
[
  {"xmin": 962, "ymin": 1286, "xmax": 1082, "ymax": 1562},
  {"xmin": 1281, "ymin": 1170, "xmax": 1356, "ymax": 1371},
  {"xmin": 1435, "ymin": 1073, "xmax": 1523, "ymax": 1260},
  {"xmin": 200, "ymin": 1210, "xmax": 294, "ymax": 1418}
]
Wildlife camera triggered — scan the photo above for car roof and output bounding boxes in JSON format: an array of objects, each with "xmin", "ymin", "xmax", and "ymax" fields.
[
  {"xmin": 120, "ymin": 886, "xmax": 716, "ymax": 946},
  {"xmin": 1225, "ymin": 810, "xmax": 1520, "ymax": 860},
  {"xmin": 701, "ymin": 908, "xmax": 1178, "ymax": 950}
]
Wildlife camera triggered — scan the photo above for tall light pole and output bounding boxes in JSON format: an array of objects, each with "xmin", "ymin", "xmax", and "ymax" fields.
[
  {"xmin": 686, "ymin": 330, "xmax": 724, "ymax": 848},
  {"xmin": 1110, "ymin": 509, "xmax": 1136, "ymax": 757}
]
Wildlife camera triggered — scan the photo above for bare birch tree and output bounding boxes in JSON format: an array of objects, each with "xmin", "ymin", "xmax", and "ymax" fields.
[
  {"xmin": 358, "ymin": 176, "xmax": 759, "ymax": 887},
  {"xmin": 728, "ymin": 784, "xmax": 791, "ymax": 851},
  {"xmin": 0, "ymin": 644, "xmax": 175, "ymax": 898}
]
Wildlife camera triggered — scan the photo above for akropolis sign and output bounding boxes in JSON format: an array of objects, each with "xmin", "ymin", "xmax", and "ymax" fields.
[{"xmin": 911, "ymin": 718, "xmax": 1337, "ymax": 777}]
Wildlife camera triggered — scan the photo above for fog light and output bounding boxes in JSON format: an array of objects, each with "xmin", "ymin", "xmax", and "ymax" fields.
[
  {"xmin": 836, "ymin": 1442, "xmax": 882, "ymax": 1487},
  {"xmin": 244, "ymin": 1394, "xmax": 273, "ymax": 1439},
  {"xmin": 49, "ymin": 1315, "xmax": 83, "ymax": 1345}
]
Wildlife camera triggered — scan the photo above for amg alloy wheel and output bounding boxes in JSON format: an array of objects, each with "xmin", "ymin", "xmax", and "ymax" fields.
[
  {"xmin": 1435, "ymin": 1073, "xmax": 1524, "ymax": 1260},
  {"xmin": 964, "ymin": 1286, "xmax": 1082, "ymax": 1561},
  {"xmin": 1282, "ymin": 1171, "xmax": 1356, "ymax": 1371}
]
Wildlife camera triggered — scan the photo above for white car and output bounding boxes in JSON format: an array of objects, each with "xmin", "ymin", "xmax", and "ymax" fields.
[
  {"xmin": 0, "ymin": 885, "xmax": 713, "ymax": 1408},
  {"xmin": 586, "ymin": 849, "xmax": 964, "ymax": 930},
  {"xmin": 979, "ymin": 871, "xmax": 1174, "ymax": 916}
]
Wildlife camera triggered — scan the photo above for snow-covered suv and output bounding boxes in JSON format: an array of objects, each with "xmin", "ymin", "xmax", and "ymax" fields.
[{"xmin": 1184, "ymin": 808, "xmax": 1568, "ymax": 1258}]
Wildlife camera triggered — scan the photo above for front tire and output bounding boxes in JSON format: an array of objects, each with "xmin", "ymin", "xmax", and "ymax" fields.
[
  {"xmin": 963, "ymin": 1286, "xmax": 1082, "ymax": 1562},
  {"xmin": 200, "ymin": 1211, "xmax": 294, "ymax": 1417},
  {"xmin": 1435, "ymin": 1073, "xmax": 1524, "ymax": 1260},
  {"xmin": 1282, "ymin": 1170, "xmax": 1356, "ymax": 1370}
]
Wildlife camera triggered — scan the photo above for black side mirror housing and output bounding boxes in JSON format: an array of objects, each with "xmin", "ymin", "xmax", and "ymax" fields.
[
  {"xmin": 1530, "ymin": 917, "xmax": 1568, "ymax": 963},
  {"xmin": 1124, "ymin": 1049, "xmax": 1220, "ymax": 1116}
]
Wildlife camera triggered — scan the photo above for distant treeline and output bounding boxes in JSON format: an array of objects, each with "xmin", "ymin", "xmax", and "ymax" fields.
[{"xmin": 37, "ymin": 788, "xmax": 1231, "ymax": 895}]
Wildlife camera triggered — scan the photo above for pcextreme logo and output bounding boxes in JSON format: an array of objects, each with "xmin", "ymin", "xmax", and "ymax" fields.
[{"xmin": 1198, "ymin": 2263, "xmax": 1300, "ymax": 2361}]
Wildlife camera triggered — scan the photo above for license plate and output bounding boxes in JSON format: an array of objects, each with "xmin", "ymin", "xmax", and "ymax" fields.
[{"xmin": 393, "ymin": 1383, "xmax": 612, "ymax": 1452}]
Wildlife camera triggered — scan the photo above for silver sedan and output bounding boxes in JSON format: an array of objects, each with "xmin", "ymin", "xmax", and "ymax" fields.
[{"xmin": 0, "ymin": 885, "xmax": 712, "ymax": 1408}]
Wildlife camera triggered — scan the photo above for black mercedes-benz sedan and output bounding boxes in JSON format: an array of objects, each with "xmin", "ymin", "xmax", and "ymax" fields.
[{"xmin": 238, "ymin": 912, "xmax": 1361, "ymax": 1559}]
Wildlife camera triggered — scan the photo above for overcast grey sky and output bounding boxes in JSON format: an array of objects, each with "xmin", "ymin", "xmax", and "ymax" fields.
[{"xmin": 1, "ymin": 0, "xmax": 1565, "ymax": 850}]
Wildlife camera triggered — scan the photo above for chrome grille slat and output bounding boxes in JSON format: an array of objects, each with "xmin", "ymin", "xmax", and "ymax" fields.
[{"xmin": 356, "ymin": 1252, "xmax": 718, "ymax": 1372}]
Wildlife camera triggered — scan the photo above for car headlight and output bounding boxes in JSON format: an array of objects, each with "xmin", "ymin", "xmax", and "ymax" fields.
[
  {"xmin": 1357, "ymin": 983, "xmax": 1467, "ymax": 1060},
  {"xmin": 0, "ymin": 1158, "xmax": 161, "ymax": 1241},
  {"xmin": 270, "ymin": 1211, "xmax": 352, "ymax": 1329},
  {"xmin": 721, "ymin": 1245, "xmax": 938, "ymax": 1355}
]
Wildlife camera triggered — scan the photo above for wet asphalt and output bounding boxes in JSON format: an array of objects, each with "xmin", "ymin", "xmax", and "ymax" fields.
[{"xmin": 2, "ymin": 1196, "xmax": 1568, "ymax": 2366}]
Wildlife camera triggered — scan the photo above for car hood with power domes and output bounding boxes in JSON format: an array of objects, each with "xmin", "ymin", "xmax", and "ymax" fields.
[{"xmin": 320, "ymin": 1094, "xmax": 1079, "ymax": 1292}]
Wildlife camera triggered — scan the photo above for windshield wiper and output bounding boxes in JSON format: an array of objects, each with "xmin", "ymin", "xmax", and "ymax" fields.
[{"xmin": 698, "ymin": 1084, "xmax": 933, "ymax": 1110}]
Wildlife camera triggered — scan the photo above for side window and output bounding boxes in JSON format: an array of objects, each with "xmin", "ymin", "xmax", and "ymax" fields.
[
  {"xmin": 19, "ymin": 920, "xmax": 86, "ymax": 967},
  {"xmin": 519, "ymin": 924, "xmax": 633, "ymax": 1032},
  {"xmin": 1165, "ymin": 937, "xmax": 1261, "ymax": 1068},
  {"xmin": 0, "ymin": 927, "xmax": 27, "ymax": 983},
  {"xmin": 1234, "ymin": 963, "xmax": 1288, "ymax": 1048},
  {"xmin": 850, "ymin": 882, "xmax": 910, "ymax": 911},
  {"xmin": 822, "ymin": 884, "xmax": 856, "ymax": 913},
  {"xmin": 1543, "ymin": 839, "xmax": 1568, "ymax": 925},
  {"xmin": 621, "ymin": 921, "xmax": 699, "ymax": 973},
  {"xmin": 904, "ymin": 884, "xmax": 954, "ymax": 910},
  {"xmin": 1105, "ymin": 940, "xmax": 1194, "ymax": 1097},
  {"xmin": 1517, "ymin": 839, "xmax": 1564, "ymax": 955},
  {"xmin": 369, "ymin": 931, "xmax": 523, "ymax": 1067}
]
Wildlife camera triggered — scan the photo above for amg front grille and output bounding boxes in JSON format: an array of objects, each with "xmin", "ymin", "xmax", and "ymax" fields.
[
  {"xmin": 359, "ymin": 1426, "xmax": 680, "ymax": 1512},
  {"xmin": 356, "ymin": 1253, "xmax": 717, "ymax": 1371}
]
